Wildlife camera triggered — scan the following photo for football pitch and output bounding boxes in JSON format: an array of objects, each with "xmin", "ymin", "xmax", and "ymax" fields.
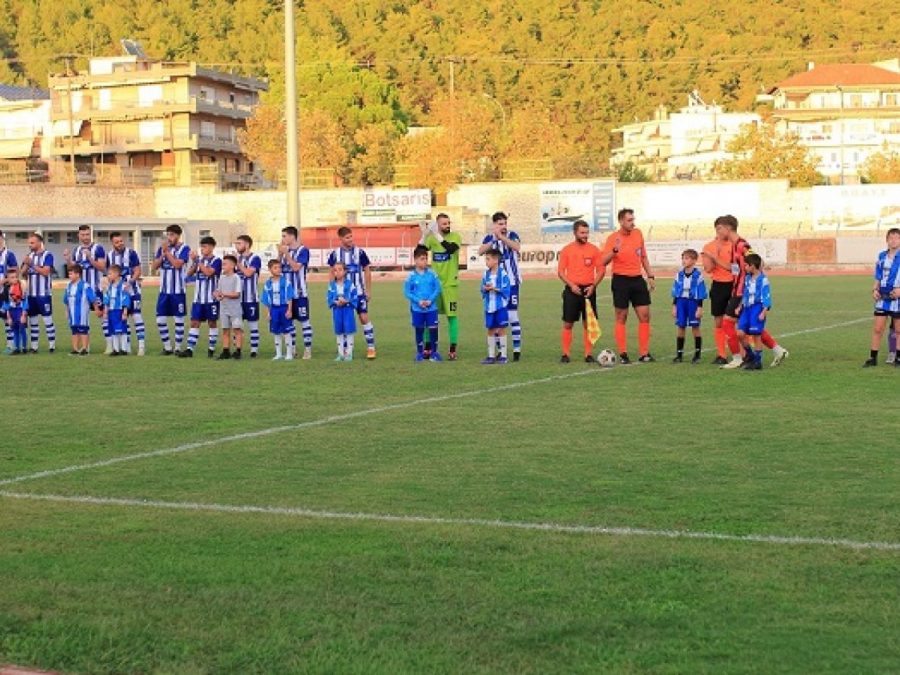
[{"xmin": 1, "ymin": 275, "xmax": 898, "ymax": 674}]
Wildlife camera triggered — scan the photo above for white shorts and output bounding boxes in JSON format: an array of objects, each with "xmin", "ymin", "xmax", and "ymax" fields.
[{"xmin": 221, "ymin": 313, "xmax": 243, "ymax": 330}]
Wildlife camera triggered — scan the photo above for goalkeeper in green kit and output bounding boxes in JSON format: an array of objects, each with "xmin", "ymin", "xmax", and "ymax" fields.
[{"xmin": 420, "ymin": 213, "xmax": 463, "ymax": 360}]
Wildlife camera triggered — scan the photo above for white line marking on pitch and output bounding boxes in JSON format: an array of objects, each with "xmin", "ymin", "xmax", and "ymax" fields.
[
  {"xmin": 0, "ymin": 490, "xmax": 897, "ymax": 552},
  {"xmin": 0, "ymin": 316, "xmax": 869, "ymax": 489},
  {"xmin": 0, "ymin": 368, "xmax": 601, "ymax": 487}
]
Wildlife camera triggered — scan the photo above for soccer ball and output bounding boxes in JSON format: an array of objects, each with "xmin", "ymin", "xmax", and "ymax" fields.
[{"xmin": 597, "ymin": 349, "xmax": 617, "ymax": 368}]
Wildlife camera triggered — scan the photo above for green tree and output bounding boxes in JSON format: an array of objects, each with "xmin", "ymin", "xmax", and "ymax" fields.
[
  {"xmin": 713, "ymin": 120, "xmax": 822, "ymax": 187},
  {"xmin": 862, "ymin": 147, "xmax": 900, "ymax": 184},
  {"xmin": 616, "ymin": 161, "xmax": 651, "ymax": 183}
]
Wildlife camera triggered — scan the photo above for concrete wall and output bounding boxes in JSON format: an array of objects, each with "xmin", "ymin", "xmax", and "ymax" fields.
[{"xmin": 0, "ymin": 185, "xmax": 155, "ymax": 219}]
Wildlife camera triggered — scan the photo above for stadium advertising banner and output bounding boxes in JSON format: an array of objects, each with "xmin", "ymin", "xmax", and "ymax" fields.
[
  {"xmin": 813, "ymin": 184, "xmax": 900, "ymax": 231},
  {"xmin": 465, "ymin": 238, "xmax": 788, "ymax": 272},
  {"xmin": 539, "ymin": 181, "xmax": 616, "ymax": 234},
  {"xmin": 360, "ymin": 188, "xmax": 432, "ymax": 224}
]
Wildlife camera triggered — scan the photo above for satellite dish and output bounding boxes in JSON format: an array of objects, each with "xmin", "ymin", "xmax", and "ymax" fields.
[{"xmin": 120, "ymin": 39, "xmax": 148, "ymax": 59}]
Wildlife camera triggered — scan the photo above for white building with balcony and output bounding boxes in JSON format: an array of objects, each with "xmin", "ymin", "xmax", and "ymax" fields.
[
  {"xmin": 612, "ymin": 93, "xmax": 760, "ymax": 181},
  {"xmin": 765, "ymin": 59, "xmax": 900, "ymax": 184},
  {"xmin": 0, "ymin": 85, "xmax": 51, "ymax": 162},
  {"xmin": 47, "ymin": 52, "xmax": 267, "ymax": 186}
]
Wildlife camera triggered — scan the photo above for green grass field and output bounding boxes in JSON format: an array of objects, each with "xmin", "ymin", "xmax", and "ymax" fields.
[{"xmin": 1, "ymin": 275, "xmax": 898, "ymax": 674}]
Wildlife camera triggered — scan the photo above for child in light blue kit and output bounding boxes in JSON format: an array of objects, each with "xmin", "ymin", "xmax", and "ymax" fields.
[
  {"xmin": 403, "ymin": 245, "xmax": 442, "ymax": 362},
  {"xmin": 261, "ymin": 259, "xmax": 295, "ymax": 361},
  {"xmin": 327, "ymin": 261, "xmax": 358, "ymax": 361},
  {"xmin": 736, "ymin": 252, "xmax": 771, "ymax": 371}
]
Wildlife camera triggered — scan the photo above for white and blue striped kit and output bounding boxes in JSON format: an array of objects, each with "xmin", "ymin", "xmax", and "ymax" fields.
[
  {"xmin": 193, "ymin": 256, "xmax": 222, "ymax": 303},
  {"xmin": 73, "ymin": 243, "xmax": 105, "ymax": 290},
  {"xmin": 26, "ymin": 250, "xmax": 54, "ymax": 297},
  {"xmin": 328, "ymin": 246, "xmax": 371, "ymax": 296},
  {"xmin": 482, "ymin": 269, "xmax": 510, "ymax": 313},
  {"xmin": 156, "ymin": 244, "xmax": 190, "ymax": 294},
  {"xmin": 107, "ymin": 247, "xmax": 142, "ymax": 295},
  {"xmin": 281, "ymin": 247, "xmax": 309, "ymax": 298},
  {"xmin": 672, "ymin": 268, "xmax": 707, "ymax": 300},
  {"xmin": 874, "ymin": 250, "xmax": 900, "ymax": 314},
  {"xmin": 104, "ymin": 280, "xmax": 131, "ymax": 311},
  {"xmin": 482, "ymin": 232, "xmax": 522, "ymax": 285},
  {"xmin": 238, "ymin": 254, "xmax": 261, "ymax": 302},
  {"xmin": 63, "ymin": 280, "xmax": 96, "ymax": 327}
]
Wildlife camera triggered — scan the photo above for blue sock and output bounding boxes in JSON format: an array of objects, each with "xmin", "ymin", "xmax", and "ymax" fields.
[
  {"xmin": 430, "ymin": 325, "xmax": 439, "ymax": 353},
  {"xmin": 415, "ymin": 326, "xmax": 425, "ymax": 354}
]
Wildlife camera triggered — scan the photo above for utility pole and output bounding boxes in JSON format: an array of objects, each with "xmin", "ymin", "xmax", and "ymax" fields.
[
  {"xmin": 836, "ymin": 85, "xmax": 845, "ymax": 186},
  {"xmin": 285, "ymin": 0, "xmax": 300, "ymax": 228},
  {"xmin": 446, "ymin": 56, "xmax": 459, "ymax": 97},
  {"xmin": 58, "ymin": 54, "xmax": 78, "ymax": 183}
]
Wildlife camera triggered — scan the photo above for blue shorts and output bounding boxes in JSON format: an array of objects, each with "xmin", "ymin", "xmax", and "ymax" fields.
[
  {"xmin": 69, "ymin": 324, "xmax": 89, "ymax": 335},
  {"xmin": 157, "ymin": 292, "xmax": 186, "ymax": 318},
  {"xmin": 269, "ymin": 305, "xmax": 291, "ymax": 335},
  {"xmin": 737, "ymin": 304, "xmax": 766, "ymax": 335},
  {"xmin": 674, "ymin": 298, "xmax": 702, "ymax": 328},
  {"xmin": 26, "ymin": 295, "xmax": 52, "ymax": 317},
  {"xmin": 191, "ymin": 301, "xmax": 220, "ymax": 322},
  {"xmin": 290, "ymin": 296, "xmax": 310, "ymax": 322},
  {"xmin": 507, "ymin": 284, "xmax": 520, "ymax": 311},
  {"xmin": 242, "ymin": 301, "xmax": 260, "ymax": 322},
  {"xmin": 332, "ymin": 305, "xmax": 356, "ymax": 335},
  {"xmin": 411, "ymin": 309, "xmax": 438, "ymax": 328},
  {"xmin": 108, "ymin": 312, "xmax": 128, "ymax": 335},
  {"xmin": 485, "ymin": 308, "xmax": 509, "ymax": 329}
]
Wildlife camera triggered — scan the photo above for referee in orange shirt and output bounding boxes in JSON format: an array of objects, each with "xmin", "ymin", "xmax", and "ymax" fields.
[
  {"xmin": 600, "ymin": 208, "xmax": 656, "ymax": 363},
  {"xmin": 558, "ymin": 220, "xmax": 605, "ymax": 363}
]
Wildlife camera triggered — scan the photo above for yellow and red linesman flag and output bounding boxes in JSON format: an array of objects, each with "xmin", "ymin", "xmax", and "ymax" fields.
[{"xmin": 585, "ymin": 299, "xmax": 602, "ymax": 345}]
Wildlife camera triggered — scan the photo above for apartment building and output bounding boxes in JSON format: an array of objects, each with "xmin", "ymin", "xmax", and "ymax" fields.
[
  {"xmin": 47, "ymin": 54, "xmax": 267, "ymax": 186},
  {"xmin": 765, "ymin": 59, "xmax": 900, "ymax": 184}
]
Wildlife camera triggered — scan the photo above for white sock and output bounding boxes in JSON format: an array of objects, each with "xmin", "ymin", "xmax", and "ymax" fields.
[
  {"xmin": 499, "ymin": 335, "xmax": 508, "ymax": 358},
  {"xmin": 336, "ymin": 335, "xmax": 343, "ymax": 354},
  {"xmin": 346, "ymin": 334, "xmax": 354, "ymax": 356},
  {"xmin": 487, "ymin": 335, "xmax": 496, "ymax": 358},
  {"xmin": 274, "ymin": 334, "xmax": 283, "ymax": 357}
]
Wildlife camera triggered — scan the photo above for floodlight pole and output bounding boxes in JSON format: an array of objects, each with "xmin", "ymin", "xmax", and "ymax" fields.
[{"xmin": 285, "ymin": 0, "xmax": 300, "ymax": 228}]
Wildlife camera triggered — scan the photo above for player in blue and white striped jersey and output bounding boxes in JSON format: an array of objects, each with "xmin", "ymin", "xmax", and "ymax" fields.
[
  {"xmin": 478, "ymin": 212, "xmax": 523, "ymax": 360},
  {"xmin": 0, "ymin": 230, "xmax": 19, "ymax": 353},
  {"xmin": 327, "ymin": 226, "xmax": 376, "ymax": 359},
  {"xmin": 234, "ymin": 234, "xmax": 262, "ymax": 357},
  {"xmin": 864, "ymin": 227, "xmax": 900, "ymax": 367},
  {"xmin": 278, "ymin": 226, "xmax": 313, "ymax": 359},
  {"xmin": 151, "ymin": 224, "xmax": 190, "ymax": 355},
  {"xmin": 181, "ymin": 235, "xmax": 221, "ymax": 358},
  {"xmin": 106, "ymin": 231, "xmax": 145, "ymax": 355},
  {"xmin": 21, "ymin": 232, "xmax": 56, "ymax": 353}
]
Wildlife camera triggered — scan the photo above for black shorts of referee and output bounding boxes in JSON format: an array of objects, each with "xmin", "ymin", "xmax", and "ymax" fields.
[
  {"xmin": 562, "ymin": 285, "xmax": 598, "ymax": 323},
  {"xmin": 724, "ymin": 295, "xmax": 742, "ymax": 319},
  {"xmin": 611, "ymin": 274, "xmax": 651, "ymax": 310},
  {"xmin": 710, "ymin": 280, "xmax": 732, "ymax": 317}
]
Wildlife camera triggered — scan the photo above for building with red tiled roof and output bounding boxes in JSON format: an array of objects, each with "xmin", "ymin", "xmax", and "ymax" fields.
[{"xmin": 765, "ymin": 59, "xmax": 900, "ymax": 184}]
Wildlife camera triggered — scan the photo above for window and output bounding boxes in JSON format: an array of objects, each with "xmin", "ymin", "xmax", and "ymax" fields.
[
  {"xmin": 138, "ymin": 85, "xmax": 163, "ymax": 107},
  {"xmin": 99, "ymin": 89, "xmax": 112, "ymax": 111},
  {"xmin": 885, "ymin": 93, "xmax": 899, "ymax": 107},
  {"xmin": 200, "ymin": 121, "xmax": 216, "ymax": 140},
  {"xmin": 138, "ymin": 120, "xmax": 164, "ymax": 142},
  {"xmin": 229, "ymin": 92, "xmax": 235, "ymax": 104},
  {"xmin": 70, "ymin": 91, "xmax": 82, "ymax": 113},
  {"xmin": 66, "ymin": 232, "xmax": 78, "ymax": 244},
  {"xmin": 199, "ymin": 86, "xmax": 216, "ymax": 103}
]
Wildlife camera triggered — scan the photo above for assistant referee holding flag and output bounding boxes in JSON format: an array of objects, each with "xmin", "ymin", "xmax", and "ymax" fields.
[{"xmin": 558, "ymin": 220, "xmax": 605, "ymax": 363}]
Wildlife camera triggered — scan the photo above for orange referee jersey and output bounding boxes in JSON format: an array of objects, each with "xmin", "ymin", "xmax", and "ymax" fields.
[
  {"xmin": 702, "ymin": 238, "xmax": 734, "ymax": 283},
  {"xmin": 602, "ymin": 228, "xmax": 646, "ymax": 276},
  {"xmin": 558, "ymin": 240, "xmax": 603, "ymax": 285}
]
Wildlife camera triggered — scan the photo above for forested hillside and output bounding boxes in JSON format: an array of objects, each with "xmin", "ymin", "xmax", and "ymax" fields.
[{"xmin": 1, "ymin": 0, "xmax": 897, "ymax": 178}]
